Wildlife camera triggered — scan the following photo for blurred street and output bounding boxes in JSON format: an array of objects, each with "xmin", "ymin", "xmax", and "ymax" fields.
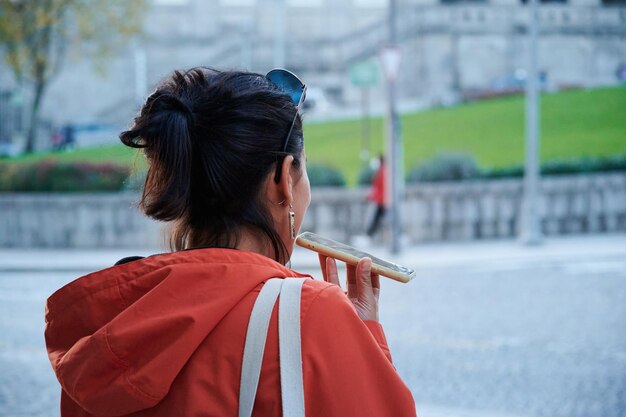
[{"xmin": 1, "ymin": 234, "xmax": 625, "ymax": 417}]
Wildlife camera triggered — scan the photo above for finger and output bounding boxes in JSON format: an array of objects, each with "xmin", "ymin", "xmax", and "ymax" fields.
[
  {"xmin": 325, "ymin": 257, "xmax": 341, "ymax": 287},
  {"xmin": 355, "ymin": 257, "xmax": 373, "ymax": 295},
  {"xmin": 371, "ymin": 273, "xmax": 380, "ymax": 303},
  {"xmin": 318, "ymin": 254, "xmax": 328, "ymax": 280},
  {"xmin": 346, "ymin": 263, "xmax": 357, "ymax": 299},
  {"xmin": 371, "ymin": 272, "xmax": 380, "ymax": 291}
]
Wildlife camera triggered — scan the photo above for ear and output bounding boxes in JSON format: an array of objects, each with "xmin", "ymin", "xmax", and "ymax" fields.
[
  {"xmin": 278, "ymin": 155, "xmax": 295, "ymax": 205},
  {"xmin": 266, "ymin": 155, "xmax": 295, "ymax": 207}
]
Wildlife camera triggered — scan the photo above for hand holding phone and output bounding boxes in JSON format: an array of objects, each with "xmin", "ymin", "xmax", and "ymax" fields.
[
  {"xmin": 319, "ymin": 255, "xmax": 380, "ymax": 322},
  {"xmin": 296, "ymin": 232, "xmax": 416, "ymax": 323}
]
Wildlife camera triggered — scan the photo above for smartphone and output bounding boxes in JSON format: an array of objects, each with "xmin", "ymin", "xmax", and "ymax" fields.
[{"xmin": 295, "ymin": 232, "xmax": 415, "ymax": 283}]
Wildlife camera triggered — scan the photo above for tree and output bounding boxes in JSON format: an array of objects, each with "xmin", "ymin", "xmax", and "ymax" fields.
[{"xmin": 0, "ymin": 0, "xmax": 146, "ymax": 153}]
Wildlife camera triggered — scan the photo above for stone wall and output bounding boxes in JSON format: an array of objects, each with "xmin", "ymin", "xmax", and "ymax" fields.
[
  {"xmin": 1, "ymin": 173, "xmax": 624, "ymax": 248},
  {"xmin": 0, "ymin": 194, "xmax": 163, "ymax": 249},
  {"xmin": 305, "ymin": 172, "xmax": 626, "ymax": 243}
]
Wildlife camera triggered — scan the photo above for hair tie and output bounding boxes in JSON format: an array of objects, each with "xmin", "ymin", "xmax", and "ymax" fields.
[
  {"xmin": 120, "ymin": 92, "xmax": 195, "ymax": 149},
  {"xmin": 168, "ymin": 96, "xmax": 195, "ymax": 127}
]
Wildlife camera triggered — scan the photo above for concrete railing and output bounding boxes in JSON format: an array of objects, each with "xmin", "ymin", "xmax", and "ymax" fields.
[
  {"xmin": 0, "ymin": 194, "xmax": 163, "ymax": 249},
  {"xmin": 0, "ymin": 172, "xmax": 624, "ymax": 248}
]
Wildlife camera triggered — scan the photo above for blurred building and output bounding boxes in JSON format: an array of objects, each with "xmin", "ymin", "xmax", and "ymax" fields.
[
  {"xmin": 0, "ymin": 90, "xmax": 25, "ymax": 156},
  {"xmin": 0, "ymin": 0, "xmax": 624, "ymax": 149}
]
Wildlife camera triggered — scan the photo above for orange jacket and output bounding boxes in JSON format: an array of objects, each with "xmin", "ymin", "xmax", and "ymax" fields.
[
  {"xmin": 45, "ymin": 249, "xmax": 416, "ymax": 417},
  {"xmin": 368, "ymin": 164, "xmax": 388, "ymax": 206}
]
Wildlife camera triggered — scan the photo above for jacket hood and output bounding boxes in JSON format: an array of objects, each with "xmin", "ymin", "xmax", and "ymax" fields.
[{"xmin": 44, "ymin": 248, "xmax": 309, "ymax": 416}]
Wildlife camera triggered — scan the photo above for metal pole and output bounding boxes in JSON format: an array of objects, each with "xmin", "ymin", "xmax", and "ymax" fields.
[
  {"xmin": 273, "ymin": 0, "xmax": 286, "ymax": 69},
  {"xmin": 387, "ymin": 0, "xmax": 402, "ymax": 254},
  {"xmin": 361, "ymin": 87, "xmax": 370, "ymax": 164},
  {"xmin": 520, "ymin": 0, "xmax": 542, "ymax": 245}
]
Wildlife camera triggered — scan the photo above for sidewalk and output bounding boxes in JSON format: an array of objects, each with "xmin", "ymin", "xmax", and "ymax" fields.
[{"xmin": 1, "ymin": 233, "xmax": 624, "ymax": 273}]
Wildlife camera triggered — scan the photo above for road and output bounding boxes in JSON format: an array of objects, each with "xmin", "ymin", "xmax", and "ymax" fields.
[{"xmin": 1, "ymin": 235, "xmax": 625, "ymax": 417}]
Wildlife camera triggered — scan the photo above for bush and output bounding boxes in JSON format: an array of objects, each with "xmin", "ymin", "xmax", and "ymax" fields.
[
  {"xmin": 481, "ymin": 165, "xmax": 524, "ymax": 179},
  {"xmin": 407, "ymin": 152, "xmax": 480, "ymax": 183},
  {"xmin": 541, "ymin": 155, "xmax": 626, "ymax": 175},
  {"xmin": 480, "ymin": 155, "xmax": 626, "ymax": 179},
  {"xmin": 0, "ymin": 160, "xmax": 130, "ymax": 192},
  {"xmin": 306, "ymin": 163, "xmax": 346, "ymax": 187},
  {"xmin": 0, "ymin": 163, "xmax": 8, "ymax": 190},
  {"xmin": 600, "ymin": 155, "xmax": 626, "ymax": 172},
  {"xmin": 123, "ymin": 169, "xmax": 147, "ymax": 191},
  {"xmin": 357, "ymin": 165, "xmax": 376, "ymax": 186}
]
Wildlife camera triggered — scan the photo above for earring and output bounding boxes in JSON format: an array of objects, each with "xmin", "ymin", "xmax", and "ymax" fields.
[{"xmin": 289, "ymin": 204, "xmax": 296, "ymax": 239}]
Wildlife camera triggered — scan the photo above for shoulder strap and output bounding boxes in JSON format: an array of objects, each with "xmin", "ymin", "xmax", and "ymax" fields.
[
  {"xmin": 238, "ymin": 278, "xmax": 307, "ymax": 417},
  {"xmin": 278, "ymin": 278, "xmax": 307, "ymax": 417},
  {"xmin": 239, "ymin": 278, "xmax": 283, "ymax": 417}
]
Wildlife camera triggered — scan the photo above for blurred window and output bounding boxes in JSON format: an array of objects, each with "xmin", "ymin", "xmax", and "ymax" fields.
[
  {"xmin": 601, "ymin": 0, "xmax": 626, "ymax": 4},
  {"xmin": 220, "ymin": 0, "xmax": 256, "ymax": 5},
  {"xmin": 519, "ymin": 0, "xmax": 567, "ymax": 3},
  {"xmin": 441, "ymin": 0, "xmax": 487, "ymax": 3},
  {"xmin": 13, "ymin": 105, "xmax": 23, "ymax": 131},
  {"xmin": 288, "ymin": 0, "xmax": 323, "ymax": 6},
  {"xmin": 354, "ymin": 0, "xmax": 387, "ymax": 7},
  {"xmin": 154, "ymin": 0, "xmax": 189, "ymax": 4}
]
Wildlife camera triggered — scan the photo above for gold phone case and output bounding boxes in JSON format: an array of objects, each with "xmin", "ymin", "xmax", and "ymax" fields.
[{"xmin": 295, "ymin": 232, "xmax": 415, "ymax": 283}]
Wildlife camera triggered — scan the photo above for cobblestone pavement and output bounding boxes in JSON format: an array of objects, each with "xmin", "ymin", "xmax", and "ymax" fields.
[
  {"xmin": 381, "ymin": 257, "xmax": 626, "ymax": 417},
  {"xmin": 1, "ymin": 238, "xmax": 625, "ymax": 417},
  {"xmin": 0, "ymin": 272, "xmax": 65, "ymax": 417}
]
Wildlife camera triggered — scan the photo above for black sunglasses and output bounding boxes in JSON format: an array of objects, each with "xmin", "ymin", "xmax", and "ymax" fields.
[{"xmin": 266, "ymin": 69, "xmax": 307, "ymax": 183}]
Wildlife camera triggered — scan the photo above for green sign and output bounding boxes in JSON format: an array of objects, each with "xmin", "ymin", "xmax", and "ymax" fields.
[{"xmin": 349, "ymin": 61, "xmax": 380, "ymax": 87}]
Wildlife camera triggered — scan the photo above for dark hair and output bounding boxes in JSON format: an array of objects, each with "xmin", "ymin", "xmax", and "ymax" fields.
[{"xmin": 120, "ymin": 68, "xmax": 304, "ymax": 263}]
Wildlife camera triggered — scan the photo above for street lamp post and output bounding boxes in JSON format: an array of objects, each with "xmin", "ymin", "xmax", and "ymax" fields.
[
  {"xmin": 384, "ymin": 0, "xmax": 403, "ymax": 254},
  {"xmin": 520, "ymin": 0, "xmax": 542, "ymax": 245}
]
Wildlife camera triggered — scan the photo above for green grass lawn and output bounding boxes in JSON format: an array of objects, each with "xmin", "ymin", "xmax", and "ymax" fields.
[
  {"xmin": 4, "ymin": 86, "xmax": 625, "ymax": 185},
  {"xmin": 305, "ymin": 86, "xmax": 626, "ymax": 184},
  {"xmin": 4, "ymin": 143, "xmax": 144, "ymax": 169}
]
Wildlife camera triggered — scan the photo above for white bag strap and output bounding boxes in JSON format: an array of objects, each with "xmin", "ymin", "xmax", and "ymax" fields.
[
  {"xmin": 239, "ymin": 278, "xmax": 283, "ymax": 417},
  {"xmin": 238, "ymin": 278, "xmax": 307, "ymax": 417},
  {"xmin": 279, "ymin": 278, "xmax": 306, "ymax": 417}
]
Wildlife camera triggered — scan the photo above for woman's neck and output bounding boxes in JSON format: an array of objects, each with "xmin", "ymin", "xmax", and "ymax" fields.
[{"xmin": 236, "ymin": 228, "xmax": 288, "ymax": 265}]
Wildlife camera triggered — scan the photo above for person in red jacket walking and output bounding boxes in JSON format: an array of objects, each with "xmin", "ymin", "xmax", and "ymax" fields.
[
  {"xmin": 44, "ymin": 68, "xmax": 417, "ymax": 417},
  {"xmin": 367, "ymin": 154, "xmax": 388, "ymax": 237}
]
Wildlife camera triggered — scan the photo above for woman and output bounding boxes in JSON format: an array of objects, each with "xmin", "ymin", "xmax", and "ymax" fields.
[
  {"xmin": 367, "ymin": 154, "xmax": 388, "ymax": 237},
  {"xmin": 44, "ymin": 68, "xmax": 416, "ymax": 416}
]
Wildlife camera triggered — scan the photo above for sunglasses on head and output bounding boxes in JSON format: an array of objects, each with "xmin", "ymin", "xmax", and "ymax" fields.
[{"xmin": 266, "ymin": 68, "xmax": 307, "ymax": 183}]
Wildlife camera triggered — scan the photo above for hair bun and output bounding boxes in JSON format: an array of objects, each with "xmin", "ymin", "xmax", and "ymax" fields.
[
  {"xmin": 120, "ymin": 91, "xmax": 195, "ymax": 149},
  {"xmin": 119, "ymin": 127, "xmax": 146, "ymax": 148}
]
